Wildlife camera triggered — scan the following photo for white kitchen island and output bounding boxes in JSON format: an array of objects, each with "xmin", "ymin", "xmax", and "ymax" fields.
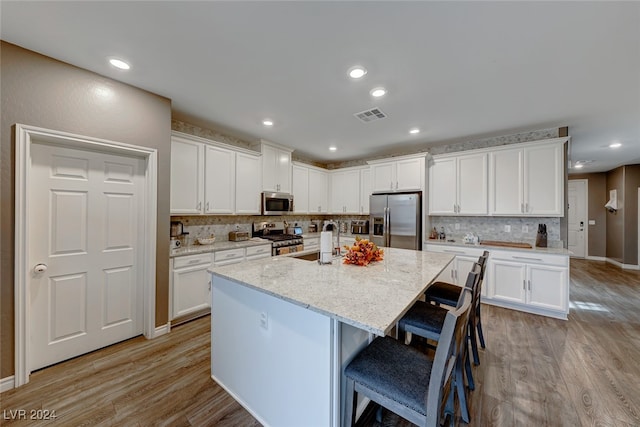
[{"xmin": 209, "ymin": 248, "xmax": 454, "ymax": 427}]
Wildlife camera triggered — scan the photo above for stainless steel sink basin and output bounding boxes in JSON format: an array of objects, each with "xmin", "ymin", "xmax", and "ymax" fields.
[{"xmin": 291, "ymin": 251, "xmax": 319, "ymax": 261}]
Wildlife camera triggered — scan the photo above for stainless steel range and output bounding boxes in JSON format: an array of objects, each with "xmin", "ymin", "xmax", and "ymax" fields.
[{"xmin": 252, "ymin": 221, "xmax": 304, "ymax": 256}]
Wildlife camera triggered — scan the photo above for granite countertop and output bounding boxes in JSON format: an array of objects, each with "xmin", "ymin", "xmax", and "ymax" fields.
[
  {"xmin": 170, "ymin": 237, "xmax": 271, "ymax": 258},
  {"xmin": 209, "ymin": 248, "xmax": 454, "ymax": 336},
  {"xmin": 424, "ymin": 239, "xmax": 572, "ymax": 256}
]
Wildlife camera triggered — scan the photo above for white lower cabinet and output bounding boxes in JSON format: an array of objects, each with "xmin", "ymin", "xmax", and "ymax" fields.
[
  {"xmin": 486, "ymin": 250, "xmax": 568, "ymax": 319},
  {"xmin": 425, "ymin": 244, "xmax": 569, "ymax": 319},
  {"xmin": 304, "ymin": 237, "xmax": 320, "ymax": 251},
  {"xmin": 425, "ymin": 244, "xmax": 486, "ymax": 295},
  {"xmin": 171, "ymin": 253, "xmax": 213, "ymax": 319},
  {"xmin": 171, "ymin": 244, "xmax": 272, "ymax": 321}
]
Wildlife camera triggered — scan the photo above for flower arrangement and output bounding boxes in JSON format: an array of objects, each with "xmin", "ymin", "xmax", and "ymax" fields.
[{"xmin": 343, "ymin": 236, "xmax": 384, "ymax": 266}]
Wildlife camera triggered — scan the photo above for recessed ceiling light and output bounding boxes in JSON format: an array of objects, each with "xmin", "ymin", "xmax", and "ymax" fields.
[
  {"xmin": 609, "ymin": 142, "xmax": 622, "ymax": 148},
  {"xmin": 409, "ymin": 128, "xmax": 420, "ymax": 134},
  {"xmin": 348, "ymin": 66, "xmax": 367, "ymax": 79},
  {"xmin": 370, "ymin": 87, "xmax": 387, "ymax": 98},
  {"xmin": 262, "ymin": 119, "xmax": 274, "ymax": 127},
  {"xmin": 109, "ymin": 58, "xmax": 130, "ymax": 70},
  {"xmin": 329, "ymin": 146, "xmax": 337, "ymax": 152}
]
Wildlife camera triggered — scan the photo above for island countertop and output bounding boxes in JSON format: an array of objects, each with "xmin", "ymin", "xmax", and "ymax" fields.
[{"xmin": 209, "ymin": 248, "xmax": 454, "ymax": 336}]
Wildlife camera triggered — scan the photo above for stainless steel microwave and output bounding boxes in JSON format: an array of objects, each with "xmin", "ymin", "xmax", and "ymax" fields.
[{"xmin": 261, "ymin": 192, "xmax": 294, "ymax": 215}]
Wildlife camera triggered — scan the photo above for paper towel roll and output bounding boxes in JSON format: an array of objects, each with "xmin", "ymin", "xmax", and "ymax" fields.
[{"xmin": 320, "ymin": 231, "xmax": 333, "ymax": 263}]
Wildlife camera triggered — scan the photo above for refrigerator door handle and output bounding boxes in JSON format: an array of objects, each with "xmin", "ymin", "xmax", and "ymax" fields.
[{"xmin": 384, "ymin": 207, "xmax": 390, "ymax": 247}]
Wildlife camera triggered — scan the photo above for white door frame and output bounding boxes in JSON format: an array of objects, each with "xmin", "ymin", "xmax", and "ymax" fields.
[
  {"xmin": 568, "ymin": 179, "xmax": 588, "ymax": 258},
  {"xmin": 14, "ymin": 124, "xmax": 158, "ymax": 387}
]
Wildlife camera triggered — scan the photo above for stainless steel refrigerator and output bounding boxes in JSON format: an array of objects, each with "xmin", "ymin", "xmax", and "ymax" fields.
[{"xmin": 369, "ymin": 192, "xmax": 422, "ymax": 250}]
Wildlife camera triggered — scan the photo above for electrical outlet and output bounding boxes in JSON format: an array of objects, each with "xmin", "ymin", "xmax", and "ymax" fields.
[
  {"xmin": 522, "ymin": 225, "xmax": 528, "ymax": 233},
  {"xmin": 504, "ymin": 225, "xmax": 511, "ymax": 233},
  {"xmin": 260, "ymin": 312, "xmax": 268, "ymax": 330},
  {"xmin": 455, "ymin": 223, "xmax": 460, "ymax": 230}
]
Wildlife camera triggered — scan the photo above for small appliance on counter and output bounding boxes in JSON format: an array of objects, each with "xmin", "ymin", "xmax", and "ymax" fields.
[
  {"xmin": 351, "ymin": 220, "xmax": 369, "ymax": 235},
  {"xmin": 308, "ymin": 223, "xmax": 318, "ymax": 233},
  {"xmin": 229, "ymin": 230, "xmax": 250, "ymax": 241},
  {"xmin": 170, "ymin": 221, "xmax": 188, "ymax": 249}
]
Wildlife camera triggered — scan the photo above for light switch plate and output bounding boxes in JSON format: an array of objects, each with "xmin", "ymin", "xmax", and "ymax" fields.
[{"xmin": 588, "ymin": 220, "xmax": 596, "ymax": 225}]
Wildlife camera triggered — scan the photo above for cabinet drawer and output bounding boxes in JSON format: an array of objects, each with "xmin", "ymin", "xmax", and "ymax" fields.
[
  {"xmin": 246, "ymin": 245, "xmax": 272, "ymax": 257},
  {"xmin": 214, "ymin": 248, "xmax": 245, "ymax": 262},
  {"xmin": 173, "ymin": 253, "xmax": 212, "ymax": 269},
  {"xmin": 425, "ymin": 244, "xmax": 484, "ymax": 258},
  {"xmin": 304, "ymin": 237, "xmax": 320, "ymax": 249},
  {"xmin": 490, "ymin": 250, "xmax": 567, "ymax": 267}
]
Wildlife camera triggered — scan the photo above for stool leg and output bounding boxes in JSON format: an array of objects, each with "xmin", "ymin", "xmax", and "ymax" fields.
[
  {"xmin": 477, "ymin": 308, "xmax": 486, "ymax": 349},
  {"xmin": 465, "ymin": 349, "xmax": 475, "ymax": 391},
  {"xmin": 469, "ymin": 322, "xmax": 480, "ymax": 366},
  {"xmin": 344, "ymin": 378, "xmax": 356, "ymax": 427},
  {"xmin": 456, "ymin": 355, "xmax": 470, "ymax": 423}
]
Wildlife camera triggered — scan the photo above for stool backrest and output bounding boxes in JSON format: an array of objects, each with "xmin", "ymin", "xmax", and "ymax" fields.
[{"xmin": 425, "ymin": 287, "xmax": 473, "ymax": 426}]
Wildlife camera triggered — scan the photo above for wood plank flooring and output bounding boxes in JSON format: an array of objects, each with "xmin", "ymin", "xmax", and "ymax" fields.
[{"xmin": 1, "ymin": 259, "xmax": 639, "ymax": 426}]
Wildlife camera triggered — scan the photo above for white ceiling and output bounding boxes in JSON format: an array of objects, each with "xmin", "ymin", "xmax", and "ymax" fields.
[{"xmin": 2, "ymin": 1, "xmax": 639, "ymax": 172}]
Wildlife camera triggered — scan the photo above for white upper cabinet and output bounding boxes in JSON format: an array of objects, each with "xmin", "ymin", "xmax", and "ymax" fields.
[
  {"xmin": 292, "ymin": 162, "xmax": 329, "ymax": 214},
  {"xmin": 204, "ymin": 145, "xmax": 235, "ymax": 214},
  {"xmin": 292, "ymin": 164, "xmax": 309, "ymax": 213},
  {"xmin": 360, "ymin": 168, "xmax": 371, "ymax": 214},
  {"xmin": 308, "ymin": 168, "xmax": 329, "ymax": 213},
  {"xmin": 429, "ymin": 152, "xmax": 488, "ymax": 215},
  {"xmin": 259, "ymin": 141, "xmax": 292, "ymax": 193},
  {"xmin": 170, "ymin": 135, "xmax": 204, "ymax": 214},
  {"xmin": 368, "ymin": 154, "xmax": 426, "ymax": 193},
  {"xmin": 170, "ymin": 132, "xmax": 263, "ymax": 215},
  {"xmin": 235, "ymin": 152, "xmax": 262, "ymax": 214},
  {"xmin": 489, "ymin": 139, "xmax": 565, "ymax": 216},
  {"xmin": 330, "ymin": 168, "xmax": 361, "ymax": 214}
]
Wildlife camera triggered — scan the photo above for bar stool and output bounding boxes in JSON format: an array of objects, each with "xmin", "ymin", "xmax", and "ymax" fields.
[
  {"xmin": 425, "ymin": 251, "xmax": 489, "ymax": 365},
  {"xmin": 344, "ymin": 290, "xmax": 473, "ymax": 427},
  {"xmin": 398, "ymin": 265, "xmax": 481, "ymax": 423}
]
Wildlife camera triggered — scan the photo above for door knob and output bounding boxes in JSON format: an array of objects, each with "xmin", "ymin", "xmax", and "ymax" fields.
[{"xmin": 34, "ymin": 263, "xmax": 48, "ymax": 273}]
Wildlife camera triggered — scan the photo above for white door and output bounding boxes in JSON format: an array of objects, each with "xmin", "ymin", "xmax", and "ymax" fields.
[
  {"xmin": 29, "ymin": 143, "xmax": 144, "ymax": 371},
  {"xmin": 568, "ymin": 180, "xmax": 587, "ymax": 258}
]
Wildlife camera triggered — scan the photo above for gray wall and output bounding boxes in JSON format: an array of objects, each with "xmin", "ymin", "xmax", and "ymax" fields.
[
  {"xmin": 606, "ymin": 167, "xmax": 625, "ymax": 263},
  {"xmin": 1, "ymin": 42, "xmax": 172, "ymax": 378},
  {"xmin": 623, "ymin": 165, "xmax": 640, "ymax": 265}
]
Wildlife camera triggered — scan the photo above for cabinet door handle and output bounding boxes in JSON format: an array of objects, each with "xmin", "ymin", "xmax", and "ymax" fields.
[
  {"xmin": 390, "ymin": 181, "xmax": 393, "ymax": 190},
  {"xmin": 523, "ymin": 279, "xmax": 526, "ymax": 290},
  {"xmin": 208, "ymin": 280, "xmax": 211, "ymax": 291},
  {"xmin": 443, "ymin": 249, "xmax": 465, "ymax": 254},
  {"xmin": 197, "ymin": 201, "xmax": 202, "ymax": 210},
  {"xmin": 525, "ymin": 203, "xmax": 529, "ymax": 213},
  {"xmin": 188, "ymin": 259, "xmax": 201, "ymax": 264},
  {"xmin": 528, "ymin": 280, "xmax": 531, "ymax": 291},
  {"xmin": 513, "ymin": 256, "xmax": 543, "ymax": 262},
  {"xmin": 395, "ymin": 181, "xmax": 398, "ymax": 190},
  {"xmin": 521, "ymin": 203, "xmax": 524, "ymax": 213},
  {"xmin": 206, "ymin": 202, "xmax": 210, "ymax": 211}
]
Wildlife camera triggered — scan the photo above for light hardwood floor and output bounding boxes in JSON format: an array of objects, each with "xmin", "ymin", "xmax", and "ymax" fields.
[{"xmin": 1, "ymin": 259, "xmax": 639, "ymax": 426}]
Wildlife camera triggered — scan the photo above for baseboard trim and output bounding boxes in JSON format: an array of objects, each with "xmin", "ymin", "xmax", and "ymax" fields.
[
  {"xmin": 585, "ymin": 256, "xmax": 606, "ymax": 262},
  {"xmin": 1, "ymin": 376, "xmax": 15, "ymax": 393},
  {"xmin": 150, "ymin": 323, "xmax": 170, "ymax": 339},
  {"xmin": 604, "ymin": 258, "xmax": 639, "ymax": 270}
]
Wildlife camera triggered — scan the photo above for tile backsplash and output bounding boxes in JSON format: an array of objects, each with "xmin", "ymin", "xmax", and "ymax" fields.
[
  {"xmin": 428, "ymin": 216, "xmax": 563, "ymax": 248},
  {"xmin": 171, "ymin": 214, "xmax": 367, "ymax": 245}
]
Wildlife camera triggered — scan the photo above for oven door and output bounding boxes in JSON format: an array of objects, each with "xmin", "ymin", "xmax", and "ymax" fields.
[{"xmin": 262, "ymin": 192, "xmax": 294, "ymax": 215}]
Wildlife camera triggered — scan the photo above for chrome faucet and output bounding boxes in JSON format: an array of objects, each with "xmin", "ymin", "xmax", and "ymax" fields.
[{"xmin": 323, "ymin": 220, "xmax": 341, "ymax": 255}]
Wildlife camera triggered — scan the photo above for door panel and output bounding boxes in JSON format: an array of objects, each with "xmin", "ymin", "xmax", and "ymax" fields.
[
  {"xmin": 568, "ymin": 180, "xmax": 586, "ymax": 258},
  {"xmin": 30, "ymin": 143, "xmax": 143, "ymax": 371}
]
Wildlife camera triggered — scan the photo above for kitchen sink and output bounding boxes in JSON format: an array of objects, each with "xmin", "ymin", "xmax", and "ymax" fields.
[{"xmin": 291, "ymin": 251, "xmax": 319, "ymax": 261}]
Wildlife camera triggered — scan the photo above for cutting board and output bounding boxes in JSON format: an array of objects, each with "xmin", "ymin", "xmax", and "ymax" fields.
[{"xmin": 479, "ymin": 240, "xmax": 533, "ymax": 249}]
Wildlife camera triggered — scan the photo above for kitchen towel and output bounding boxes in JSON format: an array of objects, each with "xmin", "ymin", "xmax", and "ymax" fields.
[{"xmin": 320, "ymin": 231, "xmax": 333, "ymax": 264}]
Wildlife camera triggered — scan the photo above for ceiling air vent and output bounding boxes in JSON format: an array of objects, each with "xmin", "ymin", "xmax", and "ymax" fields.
[{"xmin": 354, "ymin": 108, "xmax": 387, "ymax": 123}]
